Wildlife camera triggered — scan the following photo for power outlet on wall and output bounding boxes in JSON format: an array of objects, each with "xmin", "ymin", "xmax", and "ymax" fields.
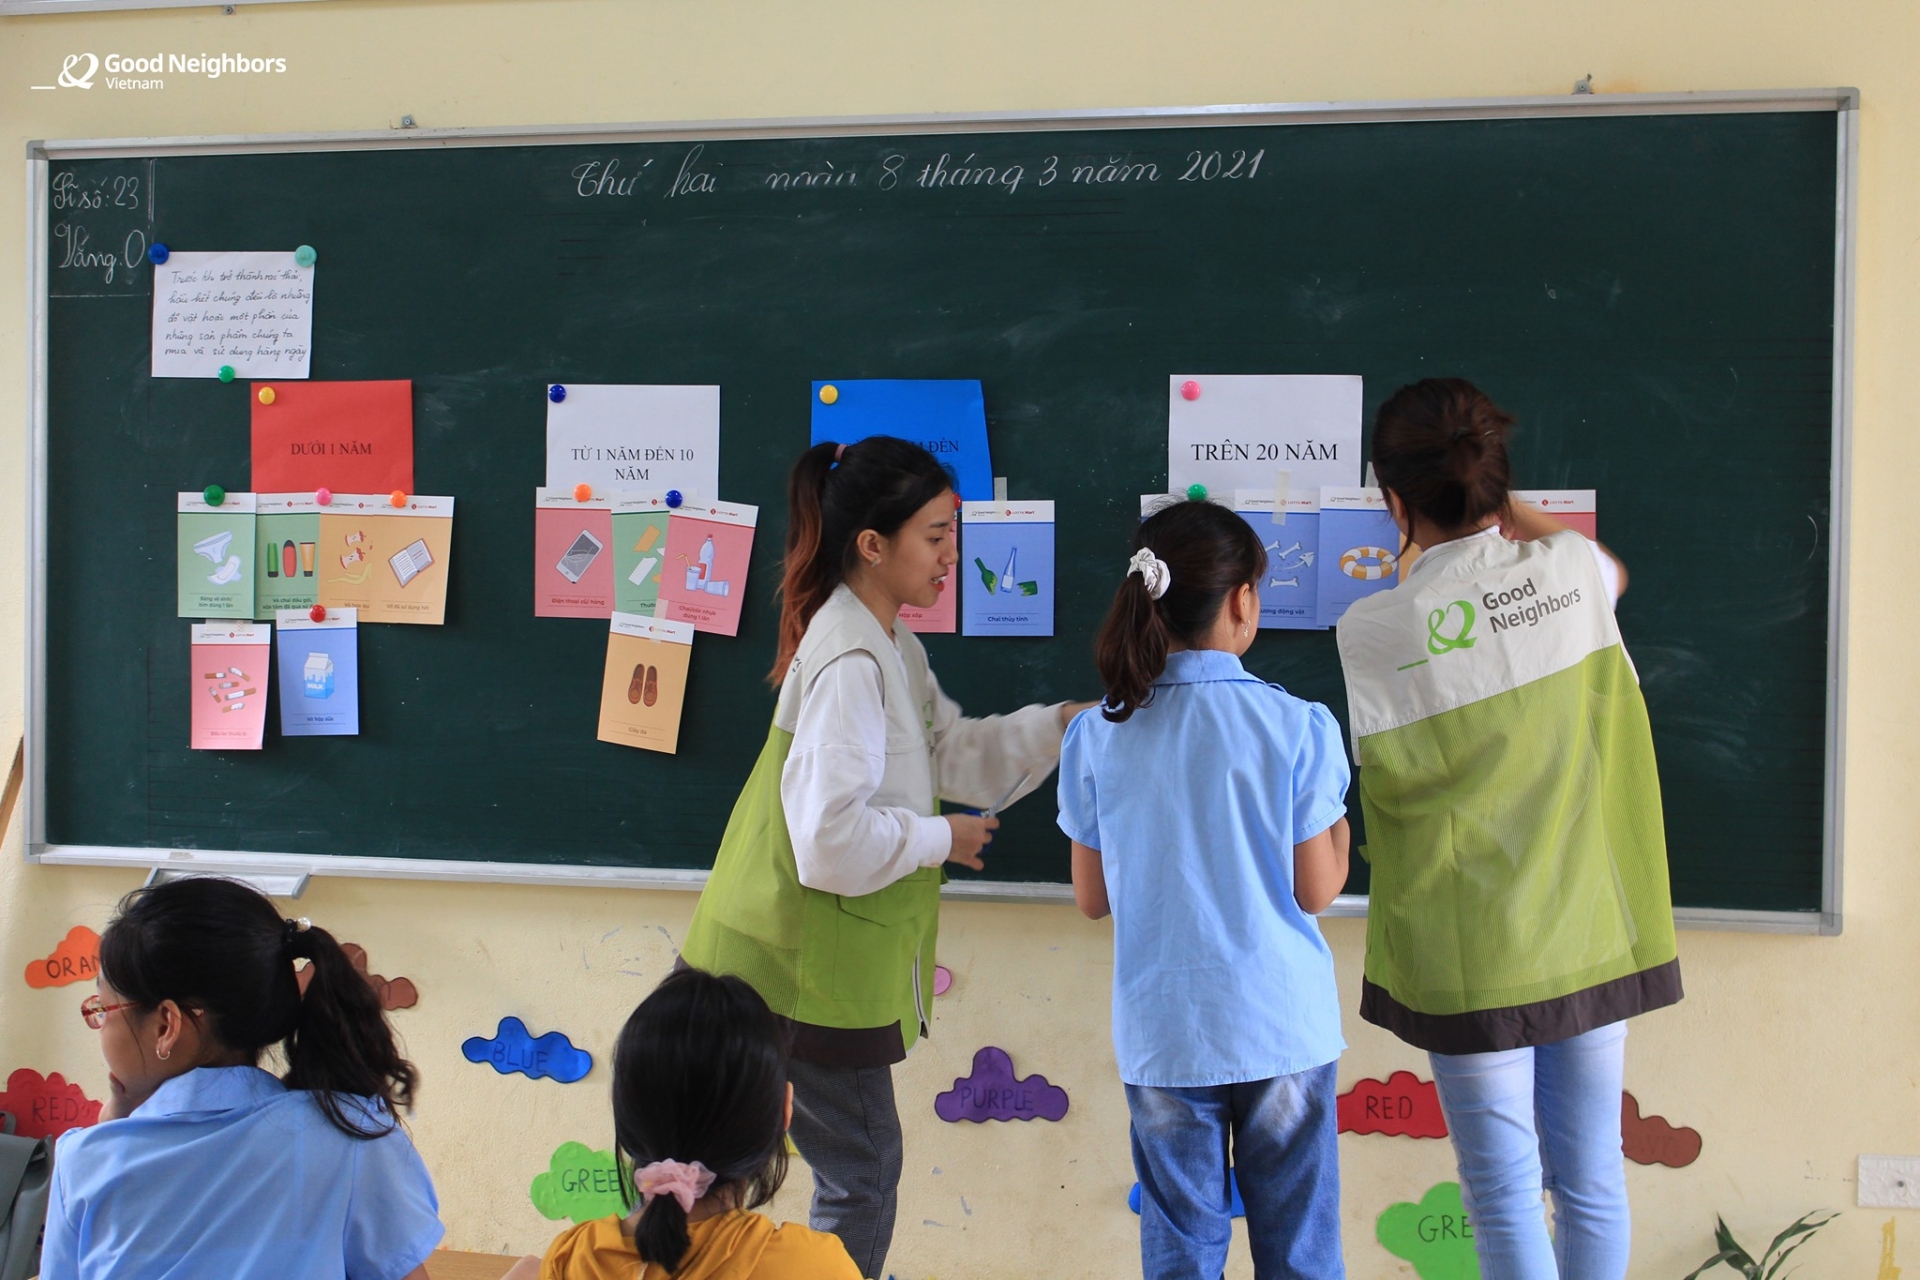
[{"xmin": 1859, "ymin": 1156, "xmax": 1920, "ymax": 1208}]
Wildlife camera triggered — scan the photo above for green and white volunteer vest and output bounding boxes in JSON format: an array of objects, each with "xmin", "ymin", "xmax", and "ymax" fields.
[
  {"xmin": 682, "ymin": 586, "xmax": 941, "ymax": 1055},
  {"xmin": 1336, "ymin": 529, "xmax": 1681, "ymax": 1054}
]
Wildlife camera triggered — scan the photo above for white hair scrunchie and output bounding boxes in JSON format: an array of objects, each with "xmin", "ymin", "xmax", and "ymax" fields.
[{"xmin": 1128, "ymin": 547, "xmax": 1172, "ymax": 600}]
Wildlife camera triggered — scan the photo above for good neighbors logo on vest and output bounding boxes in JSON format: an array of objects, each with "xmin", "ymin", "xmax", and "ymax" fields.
[
  {"xmin": 31, "ymin": 50, "xmax": 288, "ymax": 93},
  {"xmin": 1482, "ymin": 576, "xmax": 1582, "ymax": 635}
]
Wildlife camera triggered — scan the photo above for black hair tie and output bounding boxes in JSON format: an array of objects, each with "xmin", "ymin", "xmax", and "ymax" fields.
[{"xmin": 282, "ymin": 916, "xmax": 312, "ymax": 958}]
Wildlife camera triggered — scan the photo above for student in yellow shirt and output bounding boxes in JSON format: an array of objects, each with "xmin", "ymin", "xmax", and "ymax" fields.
[{"xmin": 504, "ymin": 970, "xmax": 861, "ymax": 1280}]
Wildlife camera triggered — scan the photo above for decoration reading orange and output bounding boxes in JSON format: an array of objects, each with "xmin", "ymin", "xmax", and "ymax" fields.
[{"xmin": 24, "ymin": 925, "xmax": 100, "ymax": 989}]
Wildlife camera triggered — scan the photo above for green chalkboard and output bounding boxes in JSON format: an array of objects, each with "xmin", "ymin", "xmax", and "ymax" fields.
[{"xmin": 34, "ymin": 100, "xmax": 1844, "ymax": 913}]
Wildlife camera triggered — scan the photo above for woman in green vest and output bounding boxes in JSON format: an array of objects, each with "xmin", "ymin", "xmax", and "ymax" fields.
[
  {"xmin": 1335, "ymin": 379, "xmax": 1680, "ymax": 1280},
  {"xmin": 683, "ymin": 436, "xmax": 1087, "ymax": 1279}
]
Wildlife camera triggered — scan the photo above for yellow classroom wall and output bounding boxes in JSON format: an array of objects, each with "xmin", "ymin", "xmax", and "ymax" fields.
[{"xmin": 1, "ymin": 2, "xmax": 1916, "ymax": 1276}]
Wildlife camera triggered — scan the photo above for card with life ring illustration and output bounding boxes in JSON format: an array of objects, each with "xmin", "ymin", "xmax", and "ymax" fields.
[
  {"xmin": 597, "ymin": 612, "xmax": 694, "ymax": 753},
  {"xmin": 1317, "ymin": 487, "xmax": 1401, "ymax": 626},
  {"xmin": 1233, "ymin": 490, "xmax": 1325, "ymax": 629}
]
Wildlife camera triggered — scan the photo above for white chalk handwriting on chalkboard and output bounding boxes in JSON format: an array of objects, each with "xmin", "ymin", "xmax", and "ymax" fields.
[
  {"xmin": 565, "ymin": 144, "xmax": 1267, "ymax": 201},
  {"xmin": 48, "ymin": 167, "xmax": 152, "ymax": 290}
]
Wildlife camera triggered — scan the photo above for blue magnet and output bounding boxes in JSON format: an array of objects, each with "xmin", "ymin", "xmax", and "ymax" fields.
[
  {"xmin": 148, "ymin": 243, "xmax": 170, "ymax": 265},
  {"xmin": 548, "ymin": 384, "xmax": 566, "ymax": 403},
  {"xmin": 665, "ymin": 490, "xmax": 683, "ymax": 509},
  {"xmin": 293, "ymin": 245, "xmax": 317, "ymax": 267}
]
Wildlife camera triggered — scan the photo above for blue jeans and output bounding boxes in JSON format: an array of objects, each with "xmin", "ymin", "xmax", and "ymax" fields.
[
  {"xmin": 1428, "ymin": 1021, "xmax": 1630, "ymax": 1280},
  {"xmin": 1126, "ymin": 1062, "xmax": 1344, "ymax": 1280}
]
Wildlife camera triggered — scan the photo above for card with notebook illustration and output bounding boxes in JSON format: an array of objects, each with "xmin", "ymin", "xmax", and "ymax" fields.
[{"xmin": 314, "ymin": 495, "xmax": 454, "ymax": 625}]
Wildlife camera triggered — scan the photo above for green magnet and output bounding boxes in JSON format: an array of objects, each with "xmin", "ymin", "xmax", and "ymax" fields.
[
  {"xmin": 217, "ymin": 365, "xmax": 235, "ymax": 383},
  {"xmin": 203, "ymin": 484, "xmax": 226, "ymax": 506},
  {"xmin": 293, "ymin": 245, "xmax": 317, "ymax": 267},
  {"xmin": 1185, "ymin": 483, "xmax": 1208, "ymax": 502}
]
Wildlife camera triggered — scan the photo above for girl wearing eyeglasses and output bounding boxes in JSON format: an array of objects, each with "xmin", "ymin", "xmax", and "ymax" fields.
[{"xmin": 43, "ymin": 876, "xmax": 442, "ymax": 1280}]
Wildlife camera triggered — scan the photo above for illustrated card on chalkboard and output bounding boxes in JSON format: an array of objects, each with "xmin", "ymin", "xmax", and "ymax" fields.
[
  {"xmin": 177, "ymin": 492, "xmax": 256, "ymax": 619},
  {"xmin": 655, "ymin": 501, "xmax": 758, "ymax": 636},
  {"xmin": 275, "ymin": 608, "xmax": 358, "ymax": 737},
  {"xmin": 1512, "ymin": 490, "xmax": 1598, "ymax": 540},
  {"xmin": 598, "ymin": 613, "xmax": 694, "ymax": 753},
  {"xmin": 151, "ymin": 251, "xmax": 314, "ymax": 380},
  {"xmin": 1167, "ymin": 375, "xmax": 1361, "ymax": 500},
  {"xmin": 899, "ymin": 514, "xmax": 960, "ymax": 634},
  {"xmin": 191, "ymin": 622, "xmax": 270, "ymax": 749},
  {"xmin": 545, "ymin": 384, "xmax": 719, "ymax": 499},
  {"xmin": 316, "ymin": 495, "xmax": 454, "ymax": 625},
  {"xmin": 251, "ymin": 380, "xmax": 413, "ymax": 494},
  {"xmin": 811, "ymin": 380, "xmax": 993, "ymax": 501},
  {"xmin": 254, "ymin": 493, "xmax": 321, "ymax": 619},
  {"xmin": 1317, "ymin": 489, "xmax": 1399, "ymax": 626},
  {"xmin": 961, "ymin": 501, "xmax": 1054, "ymax": 637},
  {"xmin": 1234, "ymin": 490, "xmax": 1323, "ymax": 630},
  {"xmin": 534, "ymin": 488, "xmax": 615, "ymax": 618},
  {"xmin": 611, "ymin": 494, "xmax": 673, "ymax": 617}
]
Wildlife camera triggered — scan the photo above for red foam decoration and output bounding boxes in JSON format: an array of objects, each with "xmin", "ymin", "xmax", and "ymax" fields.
[
  {"xmin": 1337, "ymin": 1070, "xmax": 1448, "ymax": 1138},
  {"xmin": 1622, "ymin": 1091, "xmax": 1702, "ymax": 1167},
  {"xmin": 0, "ymin": 1068, "xmax": 102, "ymax": 1140}
]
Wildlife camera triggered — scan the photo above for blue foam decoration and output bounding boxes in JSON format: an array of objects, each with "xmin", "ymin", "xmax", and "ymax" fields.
[
  {"xmin": 1129, "ymin": 1170, "xmax": 1244, "ymax": 1217},
  {"xmin": 548, "ymin": 384, "xmax": 566, "ymax": 402},
  {"xmin": 148, "ymin": 243, "xmax": 170, "ymax": 264},
  {"xmin": 461, "ymin": 1016, "xmax": 593, "ymax": 1083},
  {"xmin": 809, "ymin": 379, "xmax": 993, "ymax": 501}
]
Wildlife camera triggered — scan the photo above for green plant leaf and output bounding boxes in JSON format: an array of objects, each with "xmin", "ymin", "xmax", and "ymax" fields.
[
  {"xmin": 1681, "ymin": 1248, "xmax": 1745, "ymax": 1280},
  {"xmin": 1713, "ymin": 1217, "xmax": 1758, "ymax": 1270},
  {"xmin": 1759, "ymin": 1211, "xmax": 1838, "ymax": 1280}
]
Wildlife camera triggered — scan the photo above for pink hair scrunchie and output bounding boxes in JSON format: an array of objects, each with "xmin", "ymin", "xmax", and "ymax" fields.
[{"xmin": 636, "ymin": 1159, "xmax": 716, "ymax": 1213}]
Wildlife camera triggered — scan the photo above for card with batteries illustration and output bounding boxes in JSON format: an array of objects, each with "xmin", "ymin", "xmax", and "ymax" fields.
[
  {"xmin": 190, "ymin": 622, "xmax": 271, "ymax": 750},
  {"xmin": 960, "ymin": 500, "xmax": 1055, "ymax": 637},
  {"xmin": 1234, "ymin": 489, "xmax": 1324, "ymax": 630},
  {"xmin": 534, "ymin": 488, "xmax": 615, "ymax": 618},
  {"xmin": 655, "ymin": 500, "xmax": 758, "ymax": 636},
  {"xmin": 611, "ymin": 493, "xmax": 673, "ymax": 616},
  {"xmin": 597, "ymin": 612, "xmax": 695, "ymax": 754},
  {"xmin": 254, "ymin": 493, "xmax": 322, "ymax": 618},
  {"xmin": 275, "ymin": 608, "xmax": 359, "ymax": 737},
  {"xmin": 178, "ymin": 492, "xmax": 257, "ymax": 619},
  {"xmin": 315, "ymin": 495, "xmax": 455, "ymax": 625}
]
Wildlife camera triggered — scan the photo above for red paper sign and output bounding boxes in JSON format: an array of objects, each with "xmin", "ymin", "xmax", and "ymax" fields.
[
  {"xmin": 251, "ymin": 380, "xmax": 414, "ymax": 493},
  {"xmin": 0, "ymin": 1068, "xmax": 102, "ymax": 1140}
]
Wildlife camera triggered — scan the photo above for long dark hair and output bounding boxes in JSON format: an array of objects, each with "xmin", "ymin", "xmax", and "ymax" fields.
[
  {"xmin": 97, "ymin": 876, "xmax": 417, "ymax": 1139},
  {"xmin": 1371, "ymin": 378, "xmax": 1515, "ymax": 547},
  {"xmin": 1093, "ymin": 499, "xmax": 1266, "ymax": 722},
  {"xmin": 615, "ymin": 969, "xmax": 791, "ymax": 1273},
  {"xmin": 770, "ymin": 436, "xmax": 954, "ymax": 682}
]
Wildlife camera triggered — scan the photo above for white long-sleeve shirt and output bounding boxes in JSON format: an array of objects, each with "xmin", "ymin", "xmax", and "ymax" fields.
[{"xmin": 781, "ymin": 649, "xmax": 1066, "ymax": 898}]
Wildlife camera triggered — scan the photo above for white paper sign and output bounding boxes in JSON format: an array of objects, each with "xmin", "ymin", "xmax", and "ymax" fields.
[
  {"xmin": 545, "ymin": 384, "xmax": 720, "ymax": 499},
  {"xmin": 1167, "ymin": 374, "xmax": 1362, "ymax": 499},
  {"xmin": 151, "ymin": 251, "xmax": 315, "ymax": 379}
]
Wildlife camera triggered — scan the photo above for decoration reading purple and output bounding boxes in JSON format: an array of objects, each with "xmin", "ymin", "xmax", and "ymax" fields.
[{"xmin": 934, "ymin": 1046, "xmax": 1068, "ymax": 1123}]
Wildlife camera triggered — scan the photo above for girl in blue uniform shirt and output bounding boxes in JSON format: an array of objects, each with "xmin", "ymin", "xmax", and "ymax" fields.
[
  {"xmin": 1058, "ymin": 499, "xmax": 1352, "ymax": 1280},
  {"xmin": 42, "ymin": 876, "xmax": 443, "ymax": 1280}
]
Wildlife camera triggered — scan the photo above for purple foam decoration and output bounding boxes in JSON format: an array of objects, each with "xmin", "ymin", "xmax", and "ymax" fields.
[{"xmin": 934, "ymin": 1046, "xmax": 1069, "ymax": 1123}]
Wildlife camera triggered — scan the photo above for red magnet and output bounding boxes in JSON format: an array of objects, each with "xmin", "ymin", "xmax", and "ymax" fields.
[
  {"xmin": 315, "ymin": 487, "xmax": 332, "ymax": 506},
  {"xmin": 1181, "ymin": 380, "xmax": 1201, "ymax": 401},
  {"xmin": 309, "ymin": 605, "xmax": 327, "ymax": 623}
]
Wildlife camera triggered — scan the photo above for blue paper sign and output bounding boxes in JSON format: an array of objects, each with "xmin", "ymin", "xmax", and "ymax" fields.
[
  {"xmin": 961, "ymin": 500, "xmax": 1054, "ymax": 637},
  {"xmin": 810, "ymin": 379, "xmax": 993, "ymax": 501},
  {"xmin": 1316, "ymin": 489, "xmax": 1402, "ymax": 626},
  {"xmin": 274, "ymin": 608, "xmax": 359, "ymax": 736}
]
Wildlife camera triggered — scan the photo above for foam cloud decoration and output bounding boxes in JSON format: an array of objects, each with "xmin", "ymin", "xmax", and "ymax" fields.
[
  {"xmin": 24, "ymin": 925, "xmax": 100, "ymax": 989},
  {"xmin": 1129, "ymin": 1170, "xmax": 1244, "ymax": 1217},
  {"xmin": 0, "ymin": 1068, "xmax": 103, "ymax": 1140},
  {"xmin": 1338, "ymin": 1070, "xmax": 1449, "ymax": 1138},
  {"xmin": 295, "ymin": 942, "xmax": 418, "ymax": 1010},
  {"xmin": 934, "ymin": 1046, "xmax": 1068, "ymax": 1123},
  {"xmin": 463, "ymin": 1016, "xmax": 593, "ymax": 1083},
  {"xmin": 1621, "ymin": 1091, "xmax": 1703, "ymax": 1168},
  {"xmin": 529, "ymin": 1141, "xmax": 627, "ymax": 1223},
  {"xmin": 1376, "ymin": 1181, "xmax": 1479, "ymax": 1280}
]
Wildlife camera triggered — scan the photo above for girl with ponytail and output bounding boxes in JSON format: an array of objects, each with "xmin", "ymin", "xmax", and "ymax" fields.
[
  {"xmin": 1338, "ymin": 378, "xmax": 1676, "ymax": 1280},
  {"xmin": 682, "ymin": 436, "xmax": 1091, "ymax": 1279},
  {"xmin": 1059, "ymin": 498, "xmax": 1352, "ymax": 1279},
  {"xmin": 507, "ymin": 969, "xmax": 858, "ymax": 1280},
  {"xmin": 41, "ymin": 875, "xmax": 442, "ymax": 1280}
]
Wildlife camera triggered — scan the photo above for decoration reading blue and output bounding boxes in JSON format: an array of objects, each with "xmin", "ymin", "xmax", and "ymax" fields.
[
  {"xmin": 809, "ymin": 379, "xmax": 993, "ymax": 501},
  {"xmin": 461, "ymin": 1016, "xmax": 593, "ymax": 1083}
]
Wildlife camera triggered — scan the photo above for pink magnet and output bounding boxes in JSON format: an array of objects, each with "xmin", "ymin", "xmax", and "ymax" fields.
[
  {"xmin": 1181, "ymin": 380, "xmax": 1201, "ymax": 401},
  {"xmin": 933, "ymin": 965, "xmax": 953, "ymax": 996},
  {"xmin": 315, "ymin": 487, "xmax": 332, "ymax": 506}
]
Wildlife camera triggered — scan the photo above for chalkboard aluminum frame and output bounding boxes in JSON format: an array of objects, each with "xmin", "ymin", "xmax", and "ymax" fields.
[{"xmin": 23, "ymin": 88, "xmax": 1858, "ymax": 934}]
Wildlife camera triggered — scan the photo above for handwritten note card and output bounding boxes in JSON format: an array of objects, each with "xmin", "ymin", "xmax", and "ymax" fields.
[{"xmin": 151, "ymin": 251, "xmax": 314, "ymax": 379}]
